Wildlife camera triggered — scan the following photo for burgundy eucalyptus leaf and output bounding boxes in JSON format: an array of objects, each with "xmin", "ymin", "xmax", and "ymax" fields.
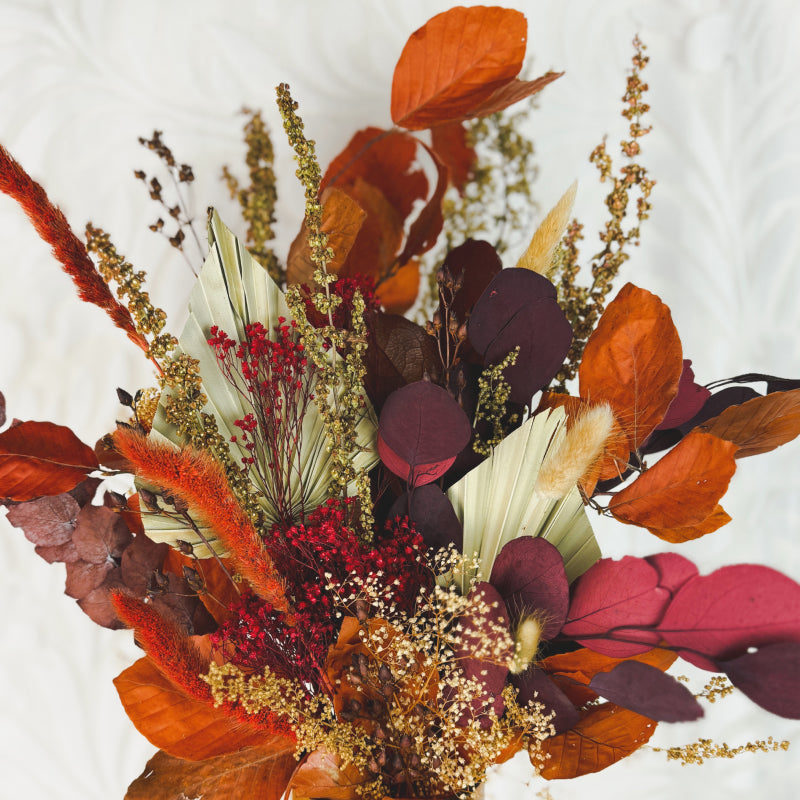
[
  {"xmin": 657, "ymin": 360, "xmax": 710, "ymax": 430},
  {"xmin": 510, "ymin": 670, "xmax": 580, "ymax": 734},
  {"xmin": 561, "ymin": 557, "xmax": 671, "ymax": 657},
  {"xmin": 5, "ymin": 492, "xmax": 80, "ymax": 546},
  {"xmin": 378, "ymin": 381, "xmax": 471, "ymax": 487},
  {"xmin": 645, "ymin": 552, "xmax": 699, "ymax": 597},
  {"xmin": 454, "ymin": 581, "xmax": 512, "ymax": 726},
  {"xmin": 468, "ymin": 269, "xmax": 572, "ymax": 403},
  {"xmin": 657, "ymin": 565, "xmax": 800, "ymax": 670},
  {"xmin": 72, "ymin": 504, "xmax": 134, "ymax": 565},
  {"xmin": 589, "ymin": 661, "xmax": 703, "ymax": 722},
  {"xmin": 387, "ymin": 484, "xmax": 463, "ymax": 550},
  {"xmin": 364, "ymin": 311, "xmax": 443, "ymax": 411},
  {"xmin": 718, "ymin": 642, "xmax": 800, "ymax": 719},
  {"xmin": 490, "ymin": 537, "xmax": 569, "ymax": 637}
]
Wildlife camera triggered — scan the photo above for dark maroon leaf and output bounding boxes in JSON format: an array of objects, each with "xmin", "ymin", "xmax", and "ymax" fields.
[
  {"xmin": 645, "ymin": 552, "xmax": 699, "ymax": 597},
  {"xmin": 490, "ymin": 538, "xmax": 569, "ymax": 638},
  {"xmin": 561, "ymin": 557, "xmax": 671, "ymax": 657},
  {"xmin": 468, "ymin": 269, "xmax": 572, "ymax": 403},
  {"xmin": 0, "ymin": 390, "xmax": 5, "ymax": 427},
  {"xmin": 718, "ymin": 643, "xmax": 800, "ymax": 719},
  {"xmin": 72, "ymin": 504, "xmax": 133, "ymax": 565},
  {"xmin": 510, "ymin": 670, "xmax": 580, "ymax": 734},
  {"xmin": 454, "ymin": 582, "xmax": 512, "ymax": 726},
  {"xmin": 589, "ymin": 661, "xmax": 703, "ymax": 722},
  {"xmin": 65, "ymin": 558, "xmax": 114, "ymax": 598},
  {"xmin": 5, "ymin": 493, "xmax": 80, "ymax": 546},
  {"xmin": 657, "ymin": 565, "xmax": 800, "ymax": 670},
  {"xmin": 69, "ymin": 476, "xmax": 101, "ymax": 507},
  {"xmin": 364, "ymin": 311, "xmax": 442, "ymax": 411},
  {"xmin": 387, "ymin": 484, "xmax": 463, "ymax": 550},
  {"xmin": 683, "ymin": 386, "xmax": 761, "ymax": 433},
  {"xmin": 704, "ymin": 372, "xmax": 800, "ymax": 394},
  {"xmin": 77, "ymin": 568, "xmax": 127, "ymax": 629},
  {"xmin": 657, "ymin": 360, "xmax": 710, "ymax": 430},
  {"xmin": 441, "ymin": 240, "xmax": 503, "ymax": 325},
  {"xmin": 378, "ymin": 381, "xmax": 471, "ymax": 487},
  {"xmin": 121, "ymin": 533, "xmax": 170, "ymax": 596}
]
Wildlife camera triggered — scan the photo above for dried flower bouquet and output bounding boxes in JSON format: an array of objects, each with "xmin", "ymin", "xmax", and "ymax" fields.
[{"xmin": 1, "ymin": 6, "xmax": 800, "ymax": 799}]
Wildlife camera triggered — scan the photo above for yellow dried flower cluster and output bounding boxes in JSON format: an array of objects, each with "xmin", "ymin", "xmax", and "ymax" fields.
[
  {"xmin": 472, "ymin": 347, "xmax": 520, "ymax": 456},
  {"xmin": 652, "ymin": 736, "xmax": 789, "ymax": 766},
  {"xmin": 554, "ymin": 35, "xmax": 655, "ymax": 386},
  {"xmin": 222, "ymin": 108, "xmax": 282, "ymax": 284},
  {"xmin": 85, "ymin": 223, "xmax": 177, "ymax": 361}
]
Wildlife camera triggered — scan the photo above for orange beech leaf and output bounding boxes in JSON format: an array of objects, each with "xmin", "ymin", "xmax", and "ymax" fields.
[
  {"xmin": 468, "ymin": 71, "xmax": 563, "ymax": 117},
  {"xmin": 375, "ymin": 259, "xmax": 420, "ymax": 315},
  {"xmin": 114, "ymin": 656, "xmax": 275, "ymax": 761},
  {"xmin": 125, "ymin": 743, "xmax": 296, "ymax": 800},
  {"xmin": 608, "ymin": 431, "xmax": 737, "ymax": 532},
  {"xmin": 541, "ymin": 646, "xmax": 677, "ymax": 686},
  {"xmin": 532, "ymin": 702, "xmax": 656, "ymax": 779},
  {"xmin": 391, "ymin": 7, "xmax": 527, "ymax": 129},
  {"xmin": 321, "ymin": 127, "xmax": 427, "ymax": 220},
  {"xmin": 430, "ymin": 121, "xmax": 476, "ymax": 193},
  {"xmin": 288, "ymin": 748, "xmax": 368, "ymax": 800},
  {"xmin": 647, "ymin": 503, "xmax": 732, "ymax": 544},
  {"xmin": 695, "ymin": 388, "xmax": 800, "ymax": 458},
  {"xmin": 0, "ymin": 420, "xmax": 98, "ymax": 501},
  {"xmin": 579, "ymin": 283, "xmax": 683, "ymax": 450},
  {"xmin": 287, "ymin": 187, "xmax": 367, "ymax": 285}
]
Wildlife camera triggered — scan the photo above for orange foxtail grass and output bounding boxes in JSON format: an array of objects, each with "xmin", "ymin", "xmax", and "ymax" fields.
[
  {"xmin": 0, "ymin": 145, "xmax": 154, "ymax": 363},
  {"xmin": 113, "ymin": 427, "xmax": 292, "ymax": 616},
  {"xmin": 111, "ymin": 592, "xmax": 295, "ymax": 740}
]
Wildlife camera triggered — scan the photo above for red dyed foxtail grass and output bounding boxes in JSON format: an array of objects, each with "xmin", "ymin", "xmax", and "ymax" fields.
[
  {"xmin": 113, "ymin": 427, "xmax": 291, "ymax": 615},
  {"xmin": 0, "ymin": 144, "xmax": 148, "ymax": 353}
]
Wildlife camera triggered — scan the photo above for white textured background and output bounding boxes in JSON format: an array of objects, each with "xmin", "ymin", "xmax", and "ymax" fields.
[{"xmin": 1, "ymin": 1, "xmax": 800, "ymax": 798}]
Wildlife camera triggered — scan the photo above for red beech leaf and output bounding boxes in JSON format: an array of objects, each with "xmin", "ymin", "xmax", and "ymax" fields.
[
  {"xmin": 579, "ymin": 283, "xmax": 683, "ymax": 449},
  {"xmin": 695, "ymin": 388, "xmax": 800, "ymax": 457},
  {"xmin": 589, "ymin": 661, "xmax": 703, "ymax": 722},
  {"xmin": 532, "ymin": 702, "xmax": 656, "ymax": 779},
  {"xmin": 560, "ymin": 557, "xmax": 671, "ymax": 657},
  {"xmin": 391, "ymin": 7, "xmax": 527, "ymax": 129},
  {"xmin": 657, "ymin": 564, "xmax": 800, "ymax": 670},
  {"xmin": 430, "ymin": 121, "xmax": 476, "ymax": 193},
  {"xmin": 718, "ymin": 643, "xmax": 800, "ymax": 719},
  {"xmin": 608, "ymin": 432, "xmax": 737, "ymax": 533},
  {"xmin": 0, "ymin": 420, "xmax": 99, "ymax": 500},
  {"xmin": 114, "ymin": 656, "xmax": 271, "ymax": 760},
  {"xmin": 125, "ymin": 743, "xmax": 296, "ymax": 800}
]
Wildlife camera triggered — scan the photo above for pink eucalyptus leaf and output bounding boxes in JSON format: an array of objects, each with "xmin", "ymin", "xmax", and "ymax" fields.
[
  {"xmin": 657, "ymin": 565, "xmax": 800, "ymax": 670},
  {"xmin": 718, "ymin": 642, "xmax": 800, "ymax": 719},
  {"xmin": 561, "ymin": 557, "xmax": 671, "ymax": 657},
  {"xmin": 645, "ymin": 552, "xmax": 699, "ymax": 597},
  {"xmin": 589, "ymin": 660, "xmax": 703, "ymax": 722}
]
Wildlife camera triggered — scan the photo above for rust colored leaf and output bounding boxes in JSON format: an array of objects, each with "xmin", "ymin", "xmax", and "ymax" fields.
[
  {"xmin": 125, "ymin": 743, "xmax": 296, "ymax": 800},
  {"xmin": 114, "ymin": 656, "xmax": 269, "ymax": 760},
  {"xmin": 647, "ymin": 504, "xmax": 732, "ymax": 544},
  {"xmin": 578, "ymin": 283, "xmax": 683, "ymax": 450},
  {"xmin": 391, "ymin": 7, "xmax": 527, "ymax": 129},
  {"xmin": 469, "ymin": 71, "xmax": 563, "ymax": 117},
  {"xmin": 287, "ymin": 187, "xmax": 367, "ymax": 285},
  {"xmin": 532, "ymin": 702, "xmax": 656, "ymax": 779},
  {"xmin": 374, "ymin": 258, "xmax": 420, "ymax": 316},
  {"xmin": 321, "ymin": 127, "xmax": 427, "ymax": 220},
  {"xmin": 608, "ymin": 432, "xmax": 737, "ymax": 532},
  {"xmin": 430, "ymin": 121, "xmax": 476, "ymax": 193},
  {"xmin": 0, "ymin": 420, "xmax": 99, "ymax": 500},
  {"xmin": 695, "ymin": 388, "xmax": 800, "ymax": 458},
  {"xmin": 288, "ymin": 748, "xmax": 368, "ymax": 800},
  {"xmin": 541, "ymin": 646, "xmax": 677, "ymax": 685}
]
